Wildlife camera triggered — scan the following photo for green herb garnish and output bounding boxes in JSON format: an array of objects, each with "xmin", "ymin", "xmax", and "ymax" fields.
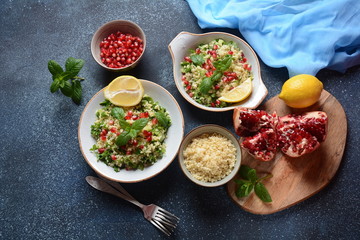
[
  {"xmin": 155, "ymin": 112, "xmax": 170, "ymax": 128},
  {"xmin": 235, "ymin": 165, "xmax": 273, "ymax": 202},
  {"xmin": 190, "ymin": 54, "xmax": 205, "ymax": 66},
  {"xmin": 48, "ymin": 57, "xmax": 85, "ymax": 104},
  {"xmin": 199, "ymin": 55, "xmax": 233, "ymax": 94},
  {"xmin": 115, "ymin": 117, "xmax": 149, "ymax": 147}
]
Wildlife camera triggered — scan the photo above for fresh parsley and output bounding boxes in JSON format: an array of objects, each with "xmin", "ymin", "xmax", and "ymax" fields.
[
  {"xmin": 48, "ymin": 57, "xmax": 85, "ymax": 104},
  {"xmin": 235, "ymin": 165, "xmax": 273, "ymax": 202}
]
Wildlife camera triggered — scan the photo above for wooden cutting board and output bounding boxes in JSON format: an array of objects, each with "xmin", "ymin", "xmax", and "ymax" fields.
[{"xmin": 226, "ymin": 90, "xmax": 347, "ymax": 215}]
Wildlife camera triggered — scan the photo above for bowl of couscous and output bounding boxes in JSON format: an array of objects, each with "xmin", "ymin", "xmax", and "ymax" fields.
[
  {"xmin": 178, "ymin": 124, "xmax": 242, "ymax": 187},
  {"xmin": 168, "ymin": 31, "xmax": 268, "ymax": 112}
]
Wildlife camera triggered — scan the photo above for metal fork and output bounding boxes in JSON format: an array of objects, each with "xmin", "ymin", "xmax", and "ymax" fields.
[{"xmin": 85, "ymin": 176, "xmax": 179, "ymax": 236}]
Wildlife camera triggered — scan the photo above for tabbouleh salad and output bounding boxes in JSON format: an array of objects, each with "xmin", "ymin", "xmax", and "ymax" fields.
[
  {"xmin": 90, "ymin": 95, "xmax": 171, "ymax": 171},
  {"xmin": 181, "ymin": 38, "xmax": 253, "ymax": 107}
]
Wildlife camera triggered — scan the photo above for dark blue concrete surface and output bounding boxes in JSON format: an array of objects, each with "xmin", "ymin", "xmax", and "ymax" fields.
[{"xmin": 1, "ymin": 1, "xmax": 359, "ymax": 239}]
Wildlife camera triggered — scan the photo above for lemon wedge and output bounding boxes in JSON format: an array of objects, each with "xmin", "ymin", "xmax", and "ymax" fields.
[
  {"xmin": 104, "ymin": 75, "xmax": 144, "ymax": 107},
  {"xmin": 218, "ymin": 78, "xmax": 252, "ymax": 103},
  {"xmin": 279, "ymin": 74, "xmax": 323, "ymax": 108}
]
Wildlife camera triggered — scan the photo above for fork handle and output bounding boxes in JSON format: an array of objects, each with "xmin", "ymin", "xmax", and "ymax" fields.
[{"xmin": 86, "ymin": 176, "xmax": 144, "ymax": 208}]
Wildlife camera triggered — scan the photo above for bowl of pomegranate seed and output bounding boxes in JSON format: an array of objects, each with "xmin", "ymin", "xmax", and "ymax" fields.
[
  {"xmin": 168, "ymin": 32, "xmax": 268, "ymax": 112},
  {"xmin": 91, "ymin": 20, "xmax": 146, "ymax": 71}
]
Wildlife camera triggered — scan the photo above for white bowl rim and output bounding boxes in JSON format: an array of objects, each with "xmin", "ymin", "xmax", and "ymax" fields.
[
  {"xmin": 168, "ymin": 31, "xmax": 268, "ymax": 112},
  {"xmin": 178, "ymin": 124, "xmax": 242, "ymax": 187},
  {"xmin": 78, "ymin": 80, "xmax": 185, "ymax": 183}
]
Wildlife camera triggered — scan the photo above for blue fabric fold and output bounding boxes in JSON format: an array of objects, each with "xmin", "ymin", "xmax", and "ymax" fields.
[{"xmin": 187, "ymin": 0, "xmax": 360, "ymax": 77}]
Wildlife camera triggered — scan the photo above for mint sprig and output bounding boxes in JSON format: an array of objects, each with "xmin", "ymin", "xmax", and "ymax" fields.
[
  {"xmin": 199, "ymin": 55, "xmax": 233, "ymax": 94},
  {"xmin": 110, "ymin": 107, "xmax": 149, "ymax": 147},
  {"xmin": 235, "ymin": 165, "xmax": 273, "ymax": 202},
  {"xmin": 48, "ymin": 57, "xmax": 85, "ymax": 104}
]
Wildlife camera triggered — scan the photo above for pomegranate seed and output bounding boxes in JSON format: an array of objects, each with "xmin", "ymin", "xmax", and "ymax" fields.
[
  {"xmin": 110, "ymin": 127, "xmax": 117, "ymax": 133},
  {"xmin": 152, "ymin": 118, "xmax": 158, "ymax": 125},
  {"xmin": 143, "ymin": 130, "xmax": 152, "ymax": 137},
  {"xmin": 98, "ymin": 148, "xmax": 105, "ymax": 154},
  {"xmin": 126, "ymin": 151, "xmax": 132, "ymax": 155},
  {"xmin": 139, "ymin": 145, "xmax": 144, "ymax": 150},
  {"xmin": 213, "ymin": 45, "xmax": 218, "ymax": 50},
  {"xmin": 99, "ymin": 32, "xmax": 143, "ymax": 68},
  {"xmin": 184, "ymin": 56, "xmax": 192, "ymax": 63},
  {"xmin": 108, "ymin": 120, "xmax": 114, "ymax": 125},
  {"xmin": 146, "ymin": 136, "xmax": 152, "ymax": 142},
  {"xmin": 228, "ymin": 51, "xmax": 233, "ymax": 55},
  {"xmin": 111, "ymin": 155, "xmax": 117, "ymax": 161},
  {"xmin": 101, "ymin": 136, "xmax": 106, "ymax": 141}
]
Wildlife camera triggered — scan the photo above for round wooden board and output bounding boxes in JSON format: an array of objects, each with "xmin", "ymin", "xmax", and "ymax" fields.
[{"xmin": 226, "ymin": 90, "xmax": 347, "ymax": 215}]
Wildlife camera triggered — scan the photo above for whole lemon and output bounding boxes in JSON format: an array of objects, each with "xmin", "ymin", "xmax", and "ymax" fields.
[{"xmin": 278, "ymin": 74, "xmax": 323, "ymax": 108}]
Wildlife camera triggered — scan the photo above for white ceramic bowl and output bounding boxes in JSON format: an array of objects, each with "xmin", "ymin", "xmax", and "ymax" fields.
[
  {"xmin": 78, "ymin": 80, "xmax": 184, "ymax": 183},
  {"xmin": 168, "ymin": 31, "xmax": 268, "ymax": 112},
  {"xmin": 178, "ymin": 124, "xmax": 242, "ymax": 187},
  {"xmin": 91, "ymin": 20, "xmax": 146, "ymax": 72}
]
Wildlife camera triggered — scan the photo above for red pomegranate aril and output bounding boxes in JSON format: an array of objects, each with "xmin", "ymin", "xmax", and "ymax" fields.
[
  {"xmin": 146, "ymin": 136, "xmax": 152, "ymax": 142},
  {"xmin": 111, "ymin": 155, "xmax": 117, "ymax": 161},
  {"xmin": 152, "ymin": 118, "xmax": 158, "ymax": 125},
  {"xmin": 98, "ymin": 148, "xmax": 106, "ymax": 154},
  {"xmin": 99, "ymin": 31, "xmax": 143, "ymax": 68}
]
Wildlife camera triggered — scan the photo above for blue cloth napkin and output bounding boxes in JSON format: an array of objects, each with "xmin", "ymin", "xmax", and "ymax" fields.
[{"xmin": 187, "ymin": 0, "xmax": 360, "ymax": 77}]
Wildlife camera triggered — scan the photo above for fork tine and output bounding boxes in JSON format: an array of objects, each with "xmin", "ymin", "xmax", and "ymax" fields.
[
  {"xmin": 157, "ymin": 207, "xmax": 180, "ymax": 221},
  {"xmin": 154, "ymin": 212, "xmax": 178, "ymax": 227},
  {"xmin": 150, "ymin": 219, "xmax": 172, "ymax": 236}
]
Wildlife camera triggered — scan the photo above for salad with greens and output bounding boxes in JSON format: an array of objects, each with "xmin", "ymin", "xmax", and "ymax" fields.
[{"xmin": 90, "ymin": 95, "xmax": 171, "ymax": 171}]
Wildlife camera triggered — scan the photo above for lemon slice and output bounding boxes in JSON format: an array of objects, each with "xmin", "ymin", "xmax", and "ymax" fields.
[
  {"xmin": 104, "ymin": 75, "xmax": 144, "ymax": 107},
  {"xmin": 218, "ymin": 78, "xmax": 252, "ymax": 103}
]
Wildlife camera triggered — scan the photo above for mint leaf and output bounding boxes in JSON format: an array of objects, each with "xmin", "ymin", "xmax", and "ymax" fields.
[
  {"xmin": 254, "ymin": 182, "xmax": 272, "ymax": 202},
  {"xmin": 71, "ymin": 80, "xmax": 82, "ymax": 104},
  {"xmin": 239, "ymin": 165, "xmax": 257, "ymax": 183},
  {"xmin": 50, "ymin": 79, "xmax": 61, "ymax": 93},
  {"xmin": 111, "ymin": 107, "xmax": 125, "ymax": 119},
  {"xmin": 115, "ymin": 131, "xmax": 132, "ymax": 146},
  {"xmin": 235, "ymin": 179, "xmax": 254, "ymax": 198},
  {"xmin": 60, "ymin": 81, "xmax": 73, "ymax": 97},
  {"xmin": 213, "ymin": 55, "xmax": 232, "ymax": 71},
  {"xmin": 48, "ymin": 57, "xmax": 85, "ymax": 104},
  {"xmin": 48, "ymin": 60, "xmax": 64, "ymax": 76},
  {"xmin": 155, "ymin": 112, "xmax": 170, "ymax": 129},
  {"xmin": 190, "ymin": 54, "xmax": 205, "ymax": 66},
  {"xmin": 65, "ymin": 57, "xmax": 85, "ymax": 78},
  {"xmin": 100, "ymin": 99, "xmax": 111, "ymax": 106},
  {"xmin": 236, "ymin": 165, "xmax": 272, "ymax": 203},
  {"xmin": 199, "ymin": 77, "xmax": 213, "ymax": 94},
  {"xmin": 132, "ymin": 118, "xmax": 149, "ymax": 131}
]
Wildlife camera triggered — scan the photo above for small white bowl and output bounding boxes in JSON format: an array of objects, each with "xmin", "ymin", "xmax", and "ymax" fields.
[
  {"xmin": 91, "ymin": 20, "xmax": 146, "ymax": 72},
  {"xmin": 78, "ymin": 80, "xmax": 184, "ymax": 183},
  {"xmin": 168, "ymin": 31, "xmax": 268, "ymax": 112},
  {"xmin": 178, "ymin": 125, "xmax": 241, "ymax": 187}
]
